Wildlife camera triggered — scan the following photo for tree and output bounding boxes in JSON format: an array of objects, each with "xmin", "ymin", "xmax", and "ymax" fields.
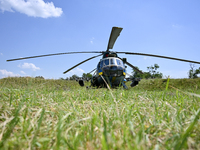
[
  {"xmin": 35, "ymin": 76, "xmax": 44, "ymax": 79},
  {"xmin": 188, "ymin": 64, "xmax": 200, "ymax": 79},
  {"xmin": 69, "ymin": 74, "xmax": 79, "ymax": 80},
  {"xmin": 147, "ymin": 64, "xmax": 162, "ymax": 79},
  {"xmin": 131, "ymin": 66, "xmax": 143, "ymax": 78},
  {"xmin": 82, "ymin": 73, "xmax": 92, "ymax": 79},
  {"xmin": 131, "ymin": 64, "xmax": 162, "ymax": 79},
  {"xmin": 142, "ymin": 72, "xmax": 151, "ymax": 79}
]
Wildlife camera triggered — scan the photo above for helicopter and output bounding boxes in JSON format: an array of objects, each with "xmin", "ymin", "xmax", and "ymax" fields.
[{"xmin": 7, "ymin": 27, "xmax": 200, "ymax": 89}]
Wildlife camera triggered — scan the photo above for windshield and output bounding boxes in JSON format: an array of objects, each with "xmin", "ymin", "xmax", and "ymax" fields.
[
  {"xmin": 116, "ymin": 59, "xmax": 124, "ymax": 67},
  {"xmin": 110, "ymin": 59, "xmax": 116, "ymax": 65},
  {"xmin": 104, "ymin": 59, "xmax": 109, "ymax": 66},
  {"xmin": 99, "ymin": 58, "xmax": 124, "ymax": 68}
]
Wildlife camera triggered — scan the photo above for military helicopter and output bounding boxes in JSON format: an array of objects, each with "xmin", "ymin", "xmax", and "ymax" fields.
[{"xmin": 7, "ymin": 27, "xmax": 200, "ymax": 89}]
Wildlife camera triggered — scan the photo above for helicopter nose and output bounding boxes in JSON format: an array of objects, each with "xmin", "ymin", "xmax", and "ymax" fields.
[{"xmin": 103, "ymin": 65, "xmax": 124, "ymax": 76}]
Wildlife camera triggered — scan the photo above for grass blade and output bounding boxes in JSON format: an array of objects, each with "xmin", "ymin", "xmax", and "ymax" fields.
[
  {"xmin": 174, "ymin": 109, "xmax": 200, "ymax": 150},
  {"xmin": 31, "ymin": 108, "xmax": 45, "ymax": 149},
  {"xmin": 0, "ymin": 106, "xmax": 20, "ymax": 148}
]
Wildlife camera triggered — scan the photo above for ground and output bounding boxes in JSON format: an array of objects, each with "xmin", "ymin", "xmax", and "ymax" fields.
[{"xmin": 0, "ymin": 77, "xmax": 200, "ymax": 149}]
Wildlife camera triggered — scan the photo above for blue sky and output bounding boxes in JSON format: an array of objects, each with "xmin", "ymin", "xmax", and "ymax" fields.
[{"xmin": 0, "ymin": 0, "xmax": 200, "ymax": 79}]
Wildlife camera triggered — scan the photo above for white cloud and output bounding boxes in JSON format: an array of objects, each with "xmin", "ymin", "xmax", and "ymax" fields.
[
  {"xmin": 66, "ymin": 68, "xmax": 84, "ymax": 76},
  {"xmin": 172, "ymin": 24, "xmax": 183, "ymax": 29},
  {"xmin": 18, "ymin": 62, "xmax": 40, "ymax": 71},
  {"xmin": 0, "ymin": 69, "xmax": 20, "ymax": 77},
  {"xmin": 90, "ymin": 37, "xmax": 95, "ymax": 44},
  {"xmin": 20, "ymin": 70, "xmax": 26, "ymax": 74},
  {"xmin": 0, "ymin": 0, "xmax": 63, "ymax": 18},
  {"xmin": 0, "ymin": 53, "xmax": 3, "ymax": 55}
]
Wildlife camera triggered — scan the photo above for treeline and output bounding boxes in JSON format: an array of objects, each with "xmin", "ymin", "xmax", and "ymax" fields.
[
  {"xmin": 35, "ymin": 63, "xmax": 200, "ymax": 80},
  {"xmin": 132, "ymin": 63, "xmax": 200, "ymax": 79},
  {"xmin": 59, "ymin": 73, "xmax": 92, "ymax": 80},
  {"xmin": 132, "ymin": 64, "xmax": 163, "ymax": 79}
]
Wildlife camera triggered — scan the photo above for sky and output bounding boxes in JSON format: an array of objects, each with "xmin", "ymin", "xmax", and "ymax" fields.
[{"xmin": 0, "ymin": 0, "xmax": 200, "ymax": 79}]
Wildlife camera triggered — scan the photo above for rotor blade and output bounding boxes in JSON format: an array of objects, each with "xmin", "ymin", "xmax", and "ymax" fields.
[
  {"xmin": 125, "ymin": 61, "xmax": 144, "ymax": 74},
  {"xmin": 88, "ymin": 68, "xmax": 96, "ymax": 74},
  {"xmin": 117, "ymin": 52, "xmax": 200, "ymax": 64},
  {"xmin": 63, "ymin": 54, "xmax": 102, "ymax": 74},
  {"xmin": 7, "ymin": 51, "xmax": 104, "ymax": 62},
  {"xmin": 107, "ymin": 27, "xmax": 123, "ymax": 52},
  {"xmin": 117, "ymin": 57, "xmax": 144, "ymax": 74}
]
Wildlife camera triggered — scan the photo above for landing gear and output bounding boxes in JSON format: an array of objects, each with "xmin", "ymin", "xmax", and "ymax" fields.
[
  {"xmin": 130, "ymin": 78, "xmax": 140, "ymax": 87},
  {"xmin": 91, "ymin": 76, "xmax": 100, "ymax": 87},
  {"xmin": 122, "ymin": 82, "xmax": 128, "ymax": 89}
]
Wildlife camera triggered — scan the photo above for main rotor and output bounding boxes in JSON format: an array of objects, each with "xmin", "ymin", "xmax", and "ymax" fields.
[
  {"xmin": 106, "ymin": 27, "xmax": 123, "ymax": 52},
  {"xmin": 6, "ymin": 26, "xmax": 200, "ymax": 75}
]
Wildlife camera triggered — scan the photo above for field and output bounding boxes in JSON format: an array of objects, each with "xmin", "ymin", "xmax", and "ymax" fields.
[{"xmin": 0, "ymin": 77, "xmax": 200, "ymax": 150}]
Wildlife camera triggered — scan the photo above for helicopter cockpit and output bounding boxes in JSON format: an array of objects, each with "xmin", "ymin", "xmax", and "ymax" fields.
[{"xmin": 97, "ymin": 57, "xmax": 125, "ymax": 77}]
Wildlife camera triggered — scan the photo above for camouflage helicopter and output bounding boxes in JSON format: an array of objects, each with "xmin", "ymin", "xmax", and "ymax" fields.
[{"xmin": 7, "ymin": 27, "xmax": 200, "ymax": 89}]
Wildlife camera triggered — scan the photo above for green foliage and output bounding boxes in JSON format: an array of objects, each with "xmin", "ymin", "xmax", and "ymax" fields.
[
  {"xmin": 82, "ymin": 73, "xmax": 92, "ymax": 78},
  {"xmin": 141, "ymin": 72, "xmax": 151, "ymax": 79},
  {"xmin": 131, "ymin": 66, "xmax": 142, "ymax": 78},
  {"xmin": 132, "ymin": 64, "xmax": 163, "ymax": 79},
  {"xmin": 133, "ymin": 78, "xmax": 200, "ymax": 91},
  {"xmin": 188, "ymin": 64, "xmax": 200, "ymax": 79},
  {"xmin": 69, "ymin": 74, "xmax": 79, "ymax": 80},
  {"xmin": 147, "ymin": 63, "xmax": 163, "ymax": 78},
  {"xmin": 35, "ymin": 76, "xmax": 44, "ymax": 79},
  {"xmin": 0, "ymin": 77, "xmax": 200, "ymax": 149},
  {"xmin": 66, "ymin": 73, "xmax": 92, "ymax": 81}
]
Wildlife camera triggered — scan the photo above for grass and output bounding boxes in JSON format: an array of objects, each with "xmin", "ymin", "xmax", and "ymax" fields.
[{"xmin": 0, "ymin": 77, "xmax": 200, "ymax": 149}]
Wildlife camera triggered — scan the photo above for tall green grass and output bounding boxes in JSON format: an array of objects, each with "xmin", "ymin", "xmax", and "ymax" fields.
[{"xmin": 0, "ymin": 77, "xmax": 200, "ymax": 149}]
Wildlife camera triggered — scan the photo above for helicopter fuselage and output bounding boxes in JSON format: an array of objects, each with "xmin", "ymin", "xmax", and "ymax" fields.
[{"xmin": 91, "ymin": 57, "xmax": 127, "ymax": 88}]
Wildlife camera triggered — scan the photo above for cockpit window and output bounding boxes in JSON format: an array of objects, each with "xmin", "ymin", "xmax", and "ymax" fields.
[
  {"xmin": 110, "ymin": 59, "xmax": 116, "ymax": 65},
  {"xmin": 104, "ymin": 59, "xmax": 109, "ymax": 66},
  {"xmin": 100, "ymin": 61, "xmax": 103, "ymax": 68},
  {"xmin": 100, "ymin": 58, "xmax": 124, "ymax": 68},
  {"xmin": 117, "ymin": 59, "xmax": 123, "ymax": 66}
]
